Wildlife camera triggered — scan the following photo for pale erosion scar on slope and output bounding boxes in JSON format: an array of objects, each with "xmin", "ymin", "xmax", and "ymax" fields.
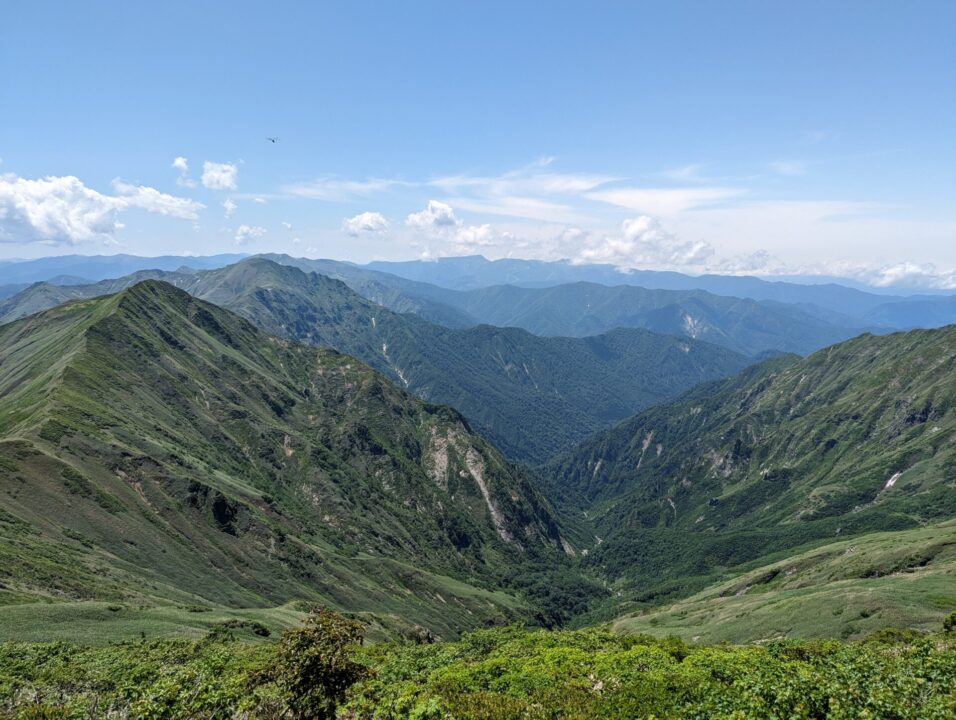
[
  {"xmin": 423, "ymin": 425, "xmax": 513, "ymax": 544},
  {"xmin": 424, "ymin": 426, "xmax": 451, "ymax": 490},
  {"xmin": 381, "ymin": 341, "xmax": 410, "ymax": 387},
  {"xmin": 464, "ymin": 446, "xmax": 515, "ymax": 544}
]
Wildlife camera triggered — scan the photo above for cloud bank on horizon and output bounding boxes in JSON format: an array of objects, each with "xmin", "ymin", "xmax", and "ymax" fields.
[
  {"xmin": 1, "ymin": 2, "xmax": 953, "ymax": 290},
  {"xmin": 1, "ymin": 158, "xmax": 954, "ymax": 290}
]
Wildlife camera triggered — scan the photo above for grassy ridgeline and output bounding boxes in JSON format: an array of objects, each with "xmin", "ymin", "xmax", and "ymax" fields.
[{"xmin": 2, "ymin": 623, "xmax": 955, "ymax": 719}]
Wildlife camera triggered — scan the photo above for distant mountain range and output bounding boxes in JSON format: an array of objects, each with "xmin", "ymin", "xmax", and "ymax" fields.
[
  {"xmin": 1, "ymin": 259, "xmax": 750, "ymax": 463},
  {"xmin": 3, "ymin": 253, "xmax": 956, "ymax": 333},
  {"xmin": 252, "ymin": 256, "xmax": 886, "ymax": 355},
  {"xmin": 361, "ymin": 255, "xmax": 956, "ymax": 328},
  {"xmin": 0, "ymin": 253, "xmax": 246, "ymax": 285}
]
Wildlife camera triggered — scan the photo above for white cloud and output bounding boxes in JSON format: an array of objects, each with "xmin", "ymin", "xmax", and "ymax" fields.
[
  {"xmin": 428, "ymin": 161, "xmax": 615, "ymax": 222},
  {"xmin": 281, "ymin": 221, "xmax": 292, "ymax": 229},
  {"xmin": 343, "ymin": 211, "xmax": 389, "ymax": 236},
  {"xmin": 586, "ymin": 186, "xmax": 744, "ymax": 216},
  {"xmin": 201, "ymin": 161, "xmax": 239, "ymax": 190},
  {"xmin": 406, "ymin": 200, "xmax": 460, "ymax": 231},
  {"xmin": 573, "ymin": 215, "xmax": 713, "ymax": 269},
  {"xmin": 172, "ymin": 156, "xmax": 196, "ymax": 187},
  {"xmin": 111, "ymin": 180, "xmax": 205, "ymax": 219},
  {"xmin": 223, "ymin": 198, "xmax": 237, "ymax": 218},
  {"xmin": 404, "ymin": 201, "xmax": 516, "ymax": 255},
  {"xmin": 282, "ymin": 177, "xmax": 405, "ymax": 201},
  {"xmin": 0, "ymin": 173, "xmax": 204, "ymax": 244},
  {"xmin": 441, "ymin": 196, "xmax": 583, "ymax": 223},
  {"xmin": 661, "ymin": 164, "xmax": 708, "ymax": 182},
  {"xmin": 430, "ymin": 169, "xmax": 614, "ymax": 197},
  {"xmin": 841, "ymin": 262, "xmax": 956, "ymax": 290},
  {"xmin": 234, "ymin": 224, "xmax": 266, "ymax": 245},
  {"xmin": 454, "ymin": 223, "xmax": 513, "ymax": 249}
]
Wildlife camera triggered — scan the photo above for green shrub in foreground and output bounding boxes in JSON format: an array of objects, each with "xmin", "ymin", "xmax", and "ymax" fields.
[
  {"xmin": 344, "ymin": 627, "xmax": 956, "ymax": 720},
  {"xmin": 1, "ymin": 615, "xmax": 955, "ymax": 718}
]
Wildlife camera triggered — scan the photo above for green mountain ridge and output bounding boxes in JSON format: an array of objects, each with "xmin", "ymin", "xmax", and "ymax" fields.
[
  {"xmin": 0, "ymin": 280, "xmax": 571, "ymax": 638},
  {"xmin": 1, "ymin": 258, "xmax": 752, "ymax": 463},
  {"xmin": 3, "ymin": 267, "xmax": 955, "ymax": 644},
  {"xmin": 258, "ymin": 255, "xmax": 881, "ymax": 356}
]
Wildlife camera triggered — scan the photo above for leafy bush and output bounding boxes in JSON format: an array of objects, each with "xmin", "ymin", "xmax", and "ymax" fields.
[{"xmin": 254, "ymin": 608, "xmax": 370, "ymax": 719}]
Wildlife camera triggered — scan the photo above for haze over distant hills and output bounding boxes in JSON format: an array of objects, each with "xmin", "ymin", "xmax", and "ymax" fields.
[
  {"xmin": 5, "ymin": 253, "xmax": 954, "ymax": 332},
  {"xmin": 363, "ymin": 255, "xmax": 956, "ymax": 325}
]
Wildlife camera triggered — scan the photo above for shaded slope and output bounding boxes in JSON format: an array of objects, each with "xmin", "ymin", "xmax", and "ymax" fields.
[{"xmin": 0, "ymin": 281, "xmax": 566, "ymax": 636}]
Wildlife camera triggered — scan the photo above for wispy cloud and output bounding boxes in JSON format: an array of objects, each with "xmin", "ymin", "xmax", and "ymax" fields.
[
  {"xmin": 770, "ymin": 160, "xmax": 807, "ymax": 176},
  {"xmin": 586, "ymin": 186, "xmax": 745, "ymax": 216},
  {"xmin": 442, "ymin": 196, "xmax": 584, "ymax": 223},
  {"xmin": 282, "ymin": 177, "xmax": 408, "ymax": 201},
  {"xmin": 660, "ymin": 164, "xmax": 709, "ymax": 183},
  {"xmin": 429, "ymin": 169, "xmax": 615, "ymax": 197}
]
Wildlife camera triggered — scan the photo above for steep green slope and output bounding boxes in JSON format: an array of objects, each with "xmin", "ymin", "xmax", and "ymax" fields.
[
  {"xmin": 1, "ymin": 259, "xmax": 751, "ymax": 463},
  {"xmin": 548, "ymin": 326, "xmax": 956, "ymax": 604},
  {"xmin": 256, "ymin": 253, "xmax": 478, "ymax": 328},
  {"xmin": 0, "ymin": 281, "xmax": 569, "ymax": 638}
]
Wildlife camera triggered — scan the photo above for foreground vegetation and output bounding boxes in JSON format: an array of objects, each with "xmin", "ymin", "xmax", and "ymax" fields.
[{"xmin": 2, "ymin": 610, "xmax": 955, "ymax": 719}]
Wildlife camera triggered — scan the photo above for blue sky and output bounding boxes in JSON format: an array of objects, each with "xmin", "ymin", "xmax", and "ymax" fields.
[{"xmin": 1, "ymin": 1, "xmax": 954, "ymax": 287}]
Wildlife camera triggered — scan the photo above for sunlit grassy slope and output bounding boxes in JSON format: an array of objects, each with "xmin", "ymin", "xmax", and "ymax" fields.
[{"xmin": 613, "ymin": 522, "xmax": 956, "ymax": 643}]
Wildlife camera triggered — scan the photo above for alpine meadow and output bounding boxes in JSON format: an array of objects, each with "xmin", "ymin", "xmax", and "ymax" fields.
[{"xmin": 2, "ymin": 2, "xmax": 955, "ymax": 718}]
